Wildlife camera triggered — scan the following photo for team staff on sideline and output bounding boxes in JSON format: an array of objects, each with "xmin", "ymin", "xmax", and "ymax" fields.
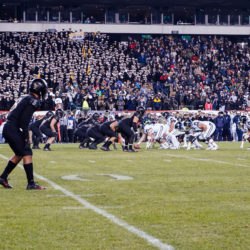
[{"xmin": 0, "ymin": 79, "xmax": 47, "ymax": 190}]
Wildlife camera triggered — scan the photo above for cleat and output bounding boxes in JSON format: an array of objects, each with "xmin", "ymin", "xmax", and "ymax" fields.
[
  {"xmin": 88, "ymin": 145, "xmax": 97, "ymax": 150},
  {"xmin": 0, "ymin": 178, "xmax": 13, "ymax": 189},
  {"xmin": 128, "ymin": 149, "xmax": 138, "ymax": 152},
  {"xmin": 134, "ymin": 144, "xmax": 141, "ymax": 149},
  {"xmin": 43, "ymin": 147, "xmax": 52, "ymax": 151},
  {"xmin": 100, "ymin": 146, "xmax": 110, "ymax": 151},
  {"xmin": 26, "ymin": 183, "xmax": 46, "ymax": 190}
]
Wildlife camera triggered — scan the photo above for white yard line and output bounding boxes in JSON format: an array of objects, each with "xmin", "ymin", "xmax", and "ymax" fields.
[
  {"xmin": 161, "ymin": 153, "xmax": 250, "ymax": 168},
  {"xmin": 62, "ymin": 206, "xmax": 124, "ymax": 210},
  {"xmin": 0, "ymin": 153, "xmax": 174, "ymax": 250}
]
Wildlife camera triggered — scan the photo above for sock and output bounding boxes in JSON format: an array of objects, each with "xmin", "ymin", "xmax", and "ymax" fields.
[
  {"xmin": 106, "ymin": 141, "xmax": 112, "ymax": 149},
  {"xmin": 45, "ymin": 143, "xmax": 50, "ymax": 149},
  {"xmin": 124, "ymin": 145, "xmax": 128, "ymax": 150},
  {"xmin": 129, "ymin": 144, "xmax": 133, "ymax": 150},
  {"xmin": 23, "ymin": 163, "xmax": 34, "ymax": 185},
  {"xmin": 1, "ymin": 161, "xmax": 17, "ymax": 180}
]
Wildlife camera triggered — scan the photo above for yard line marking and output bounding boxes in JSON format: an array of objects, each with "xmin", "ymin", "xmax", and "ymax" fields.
[
  {"xmin": 63, "ymin": 206, "xmax": 88, "ymax": 210},
  {"xmin": 47, "ymin": 194, "xmax": 104, "ymax": 198},
  {"xmin": 50, "ymin": 161, "xmax": 56, "ymax": 164},
  {"xmin": 0, "ymin": 153, "xmax": 174, "ymax": 250},
  {"xmin": 126, "ymin": 160, "xmax": 133, "ymax": 162},
  {"xmin": 99, "ymin": 174, "xmax": 134, "ymax": 181},
  {"xmin": 159, "ymin": 153, "xmax": 250, "ymax": 168},
  {"xmin": 62, "ymin": 206, "xmax": 124, "ymax": 210},
  {"xmin": 61, "ymin": 174, "xmax": 89, "ymax": 181},
  {"xmin": 164, "ymin": 159, "xmax": 172, "ymax": 163},
  {"xmin": 88, "ymin": 160, "xmax": 96, "ymax": 163},
  {"xmin": 237, "ymin": 158, "xmax": 245, "ymax": 161}
]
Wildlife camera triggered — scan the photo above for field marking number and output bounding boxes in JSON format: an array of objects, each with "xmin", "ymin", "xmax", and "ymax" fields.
[{"xmin": 61, "ymin": 174, "xmax": 133, "ymax": 181}]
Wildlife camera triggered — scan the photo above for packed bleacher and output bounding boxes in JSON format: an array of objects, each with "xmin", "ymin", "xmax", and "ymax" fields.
[{"xmin": 0, "ymin": 31, "xmax": 249, "ymax": 112}]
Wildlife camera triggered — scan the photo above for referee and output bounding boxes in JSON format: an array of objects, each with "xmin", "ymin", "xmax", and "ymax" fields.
[{"xmin": 0, "ymin": 79, "xmax": 47, "ymax": 190}]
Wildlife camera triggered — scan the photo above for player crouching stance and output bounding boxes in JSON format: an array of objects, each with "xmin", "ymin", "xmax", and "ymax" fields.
[
  {"xmin": 40, "ymin": 109, "xmax": 64, "ymax": 151},
  {"xmin": 117, "ymin": 107, "xmax": 145, "ymax": 152},
  {"xmin": 0, "ymin": 79, "xmax": 47, "ymax": 190},
  {"xmin": 100, "ymin": 120, "xmax": 118, "ymax": 151},
  {"xmin": 186, "ymin": 120, "xmax": 218, "ymax": 150}
]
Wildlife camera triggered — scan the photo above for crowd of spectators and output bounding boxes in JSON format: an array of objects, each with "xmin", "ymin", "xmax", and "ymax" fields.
[{"xmin": 0, "ymin": 31, "xmax": 249, "ymax": 112}]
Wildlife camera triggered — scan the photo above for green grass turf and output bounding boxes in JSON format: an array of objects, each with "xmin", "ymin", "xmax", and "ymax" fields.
[{"xmin": 0, "ymin": 142, "xmax": 249, "ymax": 250}]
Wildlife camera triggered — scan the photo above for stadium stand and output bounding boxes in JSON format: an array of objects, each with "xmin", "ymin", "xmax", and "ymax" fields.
[{"xmin": 0, "ymin": 32, "xmax": 249, "ymax": 111}]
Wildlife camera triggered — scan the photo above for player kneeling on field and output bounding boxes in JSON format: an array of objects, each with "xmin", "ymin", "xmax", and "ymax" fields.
[{"xmin": 0, "ymin": 79, "xmax": 47, "ymax": 190}]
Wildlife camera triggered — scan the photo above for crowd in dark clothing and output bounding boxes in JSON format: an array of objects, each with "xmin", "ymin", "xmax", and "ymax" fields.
[{"xmin": 0, "ymin": 31, "xmax": 249, "ymax": 111}]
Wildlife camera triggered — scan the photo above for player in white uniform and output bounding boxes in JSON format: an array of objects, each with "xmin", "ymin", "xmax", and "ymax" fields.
[
  {"xmin": 185, "ymin": 120, "xmax": 218, "ymax": 150},
  {"xmin": 165, "ymin": 116, "xmax": 180, "ymax": 149},
  {"xmin": 145, "ymin": 123, "xmax": 168, "ymax": 149},
  {"xmin": 239, "ymin": 115, "xmax": 250, "ymax": 149}
]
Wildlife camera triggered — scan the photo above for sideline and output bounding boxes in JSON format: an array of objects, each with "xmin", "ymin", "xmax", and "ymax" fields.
[{"xmin": 0, "ymin": 153, "xmax": 174, "ymax": 250}]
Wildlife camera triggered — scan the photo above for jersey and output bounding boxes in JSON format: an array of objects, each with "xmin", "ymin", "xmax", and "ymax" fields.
[
  {"xmin": 151, "ymin": 123, "xmax": 168, "ymax": 140},
  {"xmin": 30, "ymin": 117, "xmax": 46, "ymax": 129},
  {"xmin": 120, "ymin": 111, "xmax": 141, "ymax": 127},
  {"xmin": 42, "ymin": 114, "xmax": 60, "ymax": 130},
  {"xmin": 144, "ymin": 124, "xmax": 154, "ymax": 134},
  {"xmin": 192, "ymin": 120, "xmax": 216, "ymax": 139},
  {"xmin": 6, "ymin": 94, "xmax": 40, "ymax": 140}
]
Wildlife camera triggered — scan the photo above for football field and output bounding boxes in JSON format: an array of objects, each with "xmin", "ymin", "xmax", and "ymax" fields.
[{"xmin": 0, "ymin": 143, "xmax": 250, "ymax": 250}]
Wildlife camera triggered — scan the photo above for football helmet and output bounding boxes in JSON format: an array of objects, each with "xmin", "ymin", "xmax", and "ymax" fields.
[
  {"xmin": 29, "ymin": 79, "xmax": 48, "ymax": 100},
  {"xmin": 56, "ymin": 109, "xmax": 64, "ymax": 118},
  {"xmin": 137, "ymin": 106, "xmax": 146, "ymax": 116}
]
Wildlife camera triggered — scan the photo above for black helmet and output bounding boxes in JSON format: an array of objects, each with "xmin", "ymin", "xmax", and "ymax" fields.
[
  {"xmin": 45, "ymin": 111, "xmax": 54, "ymax": 118},
  {"xmin": 29, "ymin": 79, "xmax": 48, "ymax": 100},
  {"xmin": 240, "ymin": 115, "xmax": 247, "ymax": 124},
  {"xmin": 162, "ymin": 112, "xmax": 170, "ymax": 119},
  {"xmin": 93, "ymin": 112, "xmax": 100, "ymax": 120},
  {"xmin": 137, "ymin": 106, "xmax": 145, "ymax": 116},
  {"xmin": 56, "ymin": 109, "xmax": 64, "ymax": 118}
]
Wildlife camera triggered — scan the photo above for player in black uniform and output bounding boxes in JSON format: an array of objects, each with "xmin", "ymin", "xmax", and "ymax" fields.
[
  {"xmin": 40, "ymin": 109, "xmax": 64, "ymax": 151},
  {"xmin": 117, "ymin": 107, "xmax": 145, "ymax": 152},
  {"xmin": 0, "ymin": 79, "xmax": 47, "ymax": 190},
  {"xmin": 85, "ymin": 113, "xmax": 104, "ymax": 149},
  {"xmin": 100, "ymin": 120, "xmax": 118, "ymax": 151},
  {"xmin": 29, "ymin": 111, "xmax": 53, "ymax": 149}
]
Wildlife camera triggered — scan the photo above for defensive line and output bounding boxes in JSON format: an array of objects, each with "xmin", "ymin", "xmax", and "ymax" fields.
[{"xmin": 0, "ymin": 153, "xmax": 175, "ymax": 250}]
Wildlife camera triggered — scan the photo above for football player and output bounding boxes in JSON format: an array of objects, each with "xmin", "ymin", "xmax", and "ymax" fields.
[
  {"xmin": 0, "ymin": 79, "xmax": 47, "ymax": 190},
  {"xmin": 117, "ymin": 107, "xmax": 145, "ymax": 152},
  {"xmin": 85, "ymin": 113, "xmax": 103, "ymax": 149},
  {"xmin": 100, "ymin": 119, "xmax": 119, "ymax": 151},
  {"xmin": 29, "ymin": 111, "xmax": 53, "ymax": 149},
  {"xmin": 187, "ymin": 119, "xmax": 218, "ymax": 150},
  {"xmin": 239, "ymin": 114, "xmax": 250, "ymax": 149},
  {"xmin": 40, "ymin": 109, "xmax": 64, "ymax": 151}
]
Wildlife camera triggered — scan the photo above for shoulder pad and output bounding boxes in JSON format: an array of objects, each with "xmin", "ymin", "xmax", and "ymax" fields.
[{"xmin": 29, "ymin": 96, "xmax": 40, "ymax": 109}]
